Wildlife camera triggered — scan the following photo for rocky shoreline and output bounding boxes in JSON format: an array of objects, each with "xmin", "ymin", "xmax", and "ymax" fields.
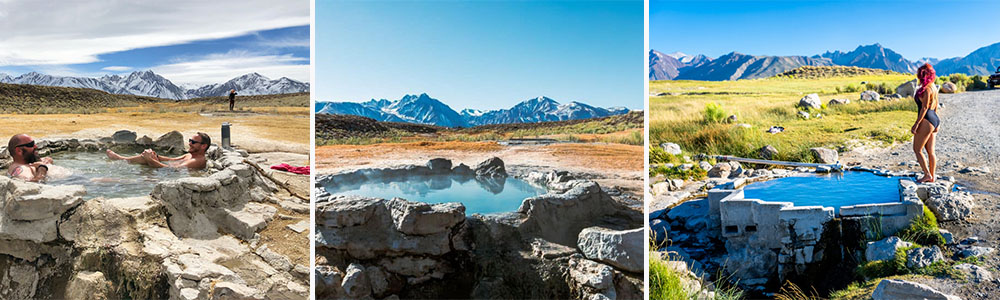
[{"xmin": 315, "ymin": 157, "xmax": 644, "ymax": 299}]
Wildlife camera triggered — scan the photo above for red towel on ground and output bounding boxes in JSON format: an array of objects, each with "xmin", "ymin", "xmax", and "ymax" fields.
[{"xmin": 270, "ymin": 163, "xmax": 310, "ymax": 175}]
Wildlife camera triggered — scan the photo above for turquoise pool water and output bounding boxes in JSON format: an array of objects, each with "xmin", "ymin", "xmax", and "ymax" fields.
[
  {"xmin": 324, "ymin": 175, "xmax": 547, "ymax": 215},
  {"xmin": 48, "ymin": 151, "xmax": 200, "ymax": 199},
  {"xmin": 743, "ymin": 171, "xmax": 907, "ymax": 211}
]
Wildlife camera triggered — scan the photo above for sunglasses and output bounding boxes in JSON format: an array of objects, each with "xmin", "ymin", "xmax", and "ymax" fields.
[
  {"xmin": 188, "ymin": 139, "xmax": 203, "ymax": 145},
  {"xmin": 15, "ymin": 140, "xmax": 35, "ymax": 149}
]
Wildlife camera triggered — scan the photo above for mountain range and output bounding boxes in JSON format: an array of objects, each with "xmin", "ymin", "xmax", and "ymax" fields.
[
  {"xmin": 651, "ymin": 42, "xmax": 1000, "ymax": 81},
  {"xmin": 316, "ymin": 93, "xmax": 629, "ymax": 127},
  {"xmin": 0, "ymin": 70, "xmax": 309, "ymax": 100}
]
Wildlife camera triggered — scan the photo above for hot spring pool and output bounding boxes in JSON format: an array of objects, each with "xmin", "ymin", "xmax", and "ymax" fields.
[
  {"xmin": 48, "ymin": 151, "xmax": 201, "ymax": 199},
  {"xmin": 323, "ymin": 175, "xmax": 547, "ymax": 215},
  {"xmin": 743, "ymin": 171, "xmax": 908, "ymax": 212}
]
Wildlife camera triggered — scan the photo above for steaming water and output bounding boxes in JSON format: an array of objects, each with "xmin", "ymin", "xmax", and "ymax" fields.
[
  {"xmin": 743, "ymin": 171, "xmax": 907, "ymax": 212},
  {"xmin": 47, "ymin": 151, "xmax": 202, "ymax": 199},
  {"xmin": 323, "ymin": 174, "xmax": 547, "ymax": 215}
]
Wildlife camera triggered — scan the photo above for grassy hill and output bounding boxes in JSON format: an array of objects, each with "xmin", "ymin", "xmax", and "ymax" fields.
[
  {"xmin": 774, "ymin": 66, "xmax": 904, "ymax": 79},
  {"xmin": 0, "ymin": 83, "xmax": 309, "ymax": 114},
  {"xmin": 317, "ymin": 111, "xmax": 644, "ymax": 145},
  {"xmin": 0, "ymin": 82, "xmax": 165, "ymax": 113},
  {"xmin": 649, "ymin": 74, "xmax": 918, "ymax": 164}
]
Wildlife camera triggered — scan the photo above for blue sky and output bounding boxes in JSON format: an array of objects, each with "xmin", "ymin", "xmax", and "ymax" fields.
[
  {"xmin": 317, "ymin": 0, "xmax": 643, "ymax": 110},
  {"xmin": 0, "ymin": 0, "xmax": 309, "ymax": 86},
  {"xmin": 652, "ymin": 0, "xmax": 1000, "ymax": 60}
]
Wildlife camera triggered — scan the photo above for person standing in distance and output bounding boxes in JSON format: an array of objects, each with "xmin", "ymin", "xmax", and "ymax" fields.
[{"xmin": 228, "ymin": 89, "xmax": 237, "ymax": 111}]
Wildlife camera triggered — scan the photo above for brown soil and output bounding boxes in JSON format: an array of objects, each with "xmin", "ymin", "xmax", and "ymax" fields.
[
  {"xmin": 316, "ymin": 141, "xmax": 644, "ymax": 195},
  {"xmin": 0, "ymin": 110, "xmax": 309, "ymax": 154}
]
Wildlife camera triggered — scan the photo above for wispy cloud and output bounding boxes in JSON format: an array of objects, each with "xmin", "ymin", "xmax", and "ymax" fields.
[
  {"xmin": 101, "ymin": 66, "xmax": 132, "ymax": 72},
  {"xmin": 152, "ymin": 50, "xmax": 309, "ymax": 86},
  {"xmin": 0, "ymin": 0, "xmax": 309, "ymax": 66}
]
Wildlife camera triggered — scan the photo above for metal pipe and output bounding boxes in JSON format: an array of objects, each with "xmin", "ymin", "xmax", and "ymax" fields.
[
  {"xmin": 711, "ymin": 155, "xmax": 842, "ymax": 170},
  {"xmin": 221, "ymin": 122, "xmax": 231, "ymax": 149}
]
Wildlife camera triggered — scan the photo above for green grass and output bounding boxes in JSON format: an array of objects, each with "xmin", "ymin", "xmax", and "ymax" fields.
[
  {"xmin": 650, "ymin": 253, "xmax": 693, "ymax": 300},
  {"xmin": 897, "ymin": 206, "xmax": 946, "ymax": 247},
  {"xmin": 650, "ymin": 74, "xmax": 917, "ymax": 163},
  {"xmin": 828, "ymin": 274, "xmax": 925, "ymax": 300}
]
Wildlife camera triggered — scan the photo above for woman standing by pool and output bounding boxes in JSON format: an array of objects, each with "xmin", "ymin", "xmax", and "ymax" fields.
[{"xmin": 911, "ymin": 63, "xmax": 940, "ymax": 183}]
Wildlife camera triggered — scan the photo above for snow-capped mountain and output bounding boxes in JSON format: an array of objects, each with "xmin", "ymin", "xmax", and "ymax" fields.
[
  {"xmin": 101, "ymin": 70, "xmax": 187, "ymax": 100},
  {"xmin": 184, "ymin": 73, "xmax": 309, "ymax": 98},
  {"xmin": 1, "ymin": 70, "xmax": 308, "ymax": 100},
  {"xmin": 316, "ymin": 94, "xmax": 629, "ymax": 127}
]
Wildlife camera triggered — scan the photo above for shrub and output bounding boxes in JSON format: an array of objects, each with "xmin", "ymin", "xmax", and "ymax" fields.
[
  {"xmin": 650, "ymin": 253, "xmax": 691, "ymax": 300},
  {"xmin": 703, "ymin": 102, "xmax": 727, "ymax": 124},
  {"xmin": 649, "ymin": 146, "xmax": 680, "ymax": 165},
  {"xmin": 968, "ymin": 75, "xmax": 988, "ymax": 91},
  {"xmin": 897, "ymin": 205, "xmax": 946, "ymax": 247}
]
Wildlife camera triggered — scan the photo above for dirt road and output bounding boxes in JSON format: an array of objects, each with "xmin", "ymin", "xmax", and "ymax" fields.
[{"xmin": 842, "ymin": 89, "xmax": 1000, "ymax": 299}]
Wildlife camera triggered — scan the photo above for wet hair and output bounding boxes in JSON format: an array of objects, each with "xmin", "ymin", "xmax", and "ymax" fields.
[{"xmin": 197, "ymin": 132, "xmax": 211, "ymax": 146}]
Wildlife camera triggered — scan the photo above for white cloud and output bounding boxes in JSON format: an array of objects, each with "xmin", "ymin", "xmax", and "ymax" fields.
[
  {"xmin": 0, "ymin": 0, "xmax": 309, "ymax": 66},
  {"xmin": 151, "ymin": 50, "xmax": 309, "ymax": 86},
  {"xmin": 101, "ymin": 66, "xmax": 132, "ymax": 72}
]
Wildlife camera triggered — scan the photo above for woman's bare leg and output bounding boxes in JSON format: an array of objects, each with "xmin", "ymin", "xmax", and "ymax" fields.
[
  {"xmin": 106, "ymin": 149, "xmax": 148, "ymax": 165},
  {"xmin": 924, "ymin": 129, "xmax": 937, "ymax": 182},
  {"xmin": 913, "ymin": 121, "xmax": 933, "ymax": 182}
]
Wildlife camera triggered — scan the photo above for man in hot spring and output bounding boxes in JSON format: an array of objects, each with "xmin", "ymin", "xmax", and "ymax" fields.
[
  {"xmin": 6, "ymin": 134, "xmax": 71, "ymax": 182},
  {"xmin": 105, "ymin": 132, "xmax": 210, "ymax": 170}
]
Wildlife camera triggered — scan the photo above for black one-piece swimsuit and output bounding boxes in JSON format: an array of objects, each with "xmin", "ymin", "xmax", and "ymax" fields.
[{"xmin": 915, "ymin": 95, "xmax": 940, "ymax": 129}]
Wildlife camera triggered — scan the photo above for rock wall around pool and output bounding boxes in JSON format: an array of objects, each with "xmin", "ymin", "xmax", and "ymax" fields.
[
  {"xmin": 315, "ymin": 157, "xmax": 644, "ymax": 299},
  {"xmin": 0, "ymin": 131, "xmax": 308, "ymax": 299}
]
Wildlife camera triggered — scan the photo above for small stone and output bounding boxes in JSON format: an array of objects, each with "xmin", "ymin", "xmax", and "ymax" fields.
[{"xmin": 660, "ymin": 143, "xmax": 682, "ymax": 155}]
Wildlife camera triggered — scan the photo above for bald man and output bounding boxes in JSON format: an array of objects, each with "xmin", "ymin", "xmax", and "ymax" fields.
[{"xmin": 6, "ymin": 134, "xmax": 70, "ymax": 182}]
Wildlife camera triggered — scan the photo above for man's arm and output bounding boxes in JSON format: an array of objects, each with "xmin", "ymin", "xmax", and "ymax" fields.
[
  {"xmin": 29, "ymin": 165, "xmax": 48, "ymax": 182},
  {"xmin": 156, "ymin": 153, "xmax": 191, "ymax": 162}
]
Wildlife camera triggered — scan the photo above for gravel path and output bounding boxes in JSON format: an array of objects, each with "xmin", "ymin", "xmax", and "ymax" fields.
[{"xmin": 843, "ymin": 89, "xmax": 1000, "ymax": 299}]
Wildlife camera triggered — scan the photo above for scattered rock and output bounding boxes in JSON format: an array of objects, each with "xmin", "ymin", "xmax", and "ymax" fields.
[
  {"xmin": 926, "ymin": 192, "xmax": 975, "ymax": 221},
  {"xmin": 828, "ymin": 98, "xmax": 850, "ymax": 106},
  {"xmin": 861, "ymin": 90, "xmax": 881, "ymax": 101},
  {"xmin": 958, "ymin": 246, "xmax": 995, "ymax": 259},
  {"xmin": 577, "ymin": 227, "xmax": 643, "ymax": 273},
  {"xmin": 342, "ymin": 263, "xmax": 371, "ymax": 299},
  {"xmin": 797, "ymin": 111, "xmax": 810, "ymax": 119},
  {"xmin": 759, "ymin": 145, "xmax": 778, "ymax": 160},
  {"xmin": 871, "ymin": 279, "xmax": 960, "ymax": 300},
  {"xmin": 112, "ymin": 130, "xmax": 137, "ymax": 144},
  {"xmin": 726, "ymin": 115, "xmax": 738, "ymax": 123},
  {"xmin": 954, "ymin": 263, "xmax": 993, "ymax": 283},
  {"xmin": 798, "ymin": 93, "xmax": 822, "ymax": 109},
  {"xmin": 427, "ymin": 158, "xmax": 452, "ymax": 173},
  {"xmin": 941, "ymin": 82, "xmax": 958, "ymax": 93},
  {"xmin": 698, "ymin": 161, "xmax": 712, "ymax": 171},
  {"xmin": 65, "ymin": 271, "xmax": 112, "ymax": 300},
  {"xmin": 896, "ymin": 79, "xmax": 918, "ymax": 98},
  {"xmin": 905, "ymin": 246, "xmax": 944, "ymax": 269},
  {"xmin": 569, "ymin": 258, "xmax": 614, "ymax": 290},
  {"xmin": 809, "ymin": 147, "xmax": 838, "ymax": 164},
  {"xmin": 939, "ymin": 229, "xmax": 954, "ymax": 245},
  {"xmin": 286, "ymin": 220, "xmax": 309, "ymax": 233},
  {"xmin": 154, "ymin": 130, "xmax": 186, "ymax": 154},
  {"xmin": 473, "ymin": 157, "xmax": 507, "ymax": 178},
  {"xmin": 661, "ymin": 143, "xmax": 682, "ymax": 155},
  {"xmin": 866, "ymin": 236, "xmax": 912, "ymax": 262},
  {"xmin": 707, "ymin": 163, "xmax": 732, "ymax": 178}
]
